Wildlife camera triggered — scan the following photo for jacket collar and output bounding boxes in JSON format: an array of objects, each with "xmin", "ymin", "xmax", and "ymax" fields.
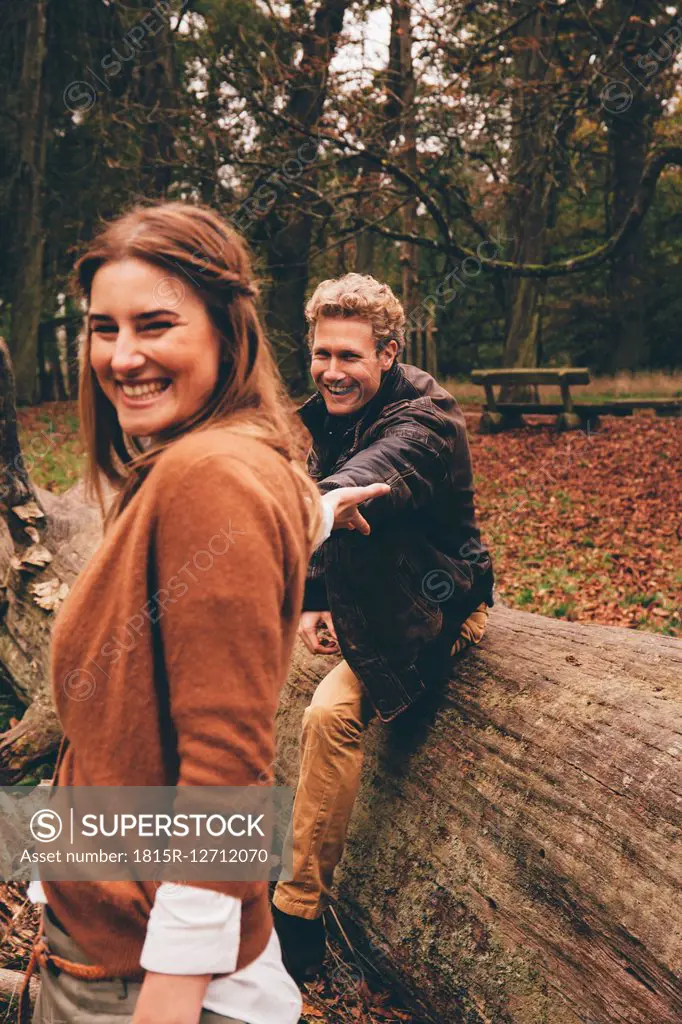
[{"xmin": 298, "ymin": 360, "xmax": 405, "ymax": 440}]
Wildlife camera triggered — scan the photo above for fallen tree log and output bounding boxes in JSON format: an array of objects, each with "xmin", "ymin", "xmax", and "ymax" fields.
[
  {"xmin": 0, "ymin": 338, "xmax": 102, "ymax": 779},
  {"xmin": 276, "ymin": 609, "xmax": 682, "ymax": 1024},
  {"xmin": 0, "ymin": 967, "xmax": 38, "ymax": 1015}
]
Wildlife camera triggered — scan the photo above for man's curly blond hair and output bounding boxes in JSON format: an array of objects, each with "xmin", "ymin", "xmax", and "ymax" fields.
[{"xmin": 305, "ymin": 274, "xmax": 406, "ymax": 355}]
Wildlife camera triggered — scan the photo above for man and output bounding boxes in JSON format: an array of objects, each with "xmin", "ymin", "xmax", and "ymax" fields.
[{"xmin": 272, "ymin": 274, "xmax": 494, "ymax": 981}]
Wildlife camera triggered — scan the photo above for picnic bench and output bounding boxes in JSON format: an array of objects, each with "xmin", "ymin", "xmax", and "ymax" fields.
[{"xmin": 471, "ymin": 367, "xmax": 682, "ymax": 433}]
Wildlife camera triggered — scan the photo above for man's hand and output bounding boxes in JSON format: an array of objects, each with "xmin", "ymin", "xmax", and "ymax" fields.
[
  {"xmin": 323, "ymin": 482, "xmax": 390, "ymax": 536},
  {"xmin": 298, "ymin": 610, "xmax": 339, "ymax": 655},
  {"xmin": 131, "ymin": 971, "xmax": 211, "ymax": 1024}
]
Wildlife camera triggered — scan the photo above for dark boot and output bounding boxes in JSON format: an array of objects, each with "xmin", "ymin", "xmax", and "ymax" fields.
[{"xmin": 272, "ymin": 905, "xmax": 326, "ymax": 983}]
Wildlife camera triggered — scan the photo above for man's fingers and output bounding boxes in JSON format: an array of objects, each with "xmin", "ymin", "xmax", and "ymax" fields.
[
  {"xmin": 320, "ymin": 612, "xmax": 338, "ymax": 641},
  {"xmin": 327, "ymin": 482, "xmax": 391, "ymax": 529},
  {"xmin": 298, "ymin": 624, "xmax": 320, "ymax": 653},
  {"xmin": 298, "ymin": 614, "xmax": 339, "ymax": 654},
  {"xmin": 299, "ymin": 631, "xmax": 314, "ymax": 653},
  {"xmin": 297, "ymin": 611, "xmax": 339, "ymax": 653},
  {"xmin": 349, "ymin": 510, "xmax": 371, "ymax": 535},
  {"xmin": 302, "ymin": 633, "xmax": 339, "ymax": 654},
  {"xmin": 317, "ymin": 640, "xmax": 340, "ymax": 654},
  {"xmin": 336, "ymin": 482, "xmax": 390, "ymax": 512},
  {"xmin": 357, "ymin": 482, "xmax": 390, "ymax": 501}
]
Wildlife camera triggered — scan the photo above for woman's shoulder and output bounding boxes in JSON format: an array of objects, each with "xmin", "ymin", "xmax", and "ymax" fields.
[
  {"xmin": 154, "ymin": 425, "xmax": 283, "ymax": 476},
  {"xmin": 146, "ymin": 426, "xmax": 311, "ymax": 566},
  {"xmin": 149, "ymin": 426, "xmax": 302, "ymax": 515}
]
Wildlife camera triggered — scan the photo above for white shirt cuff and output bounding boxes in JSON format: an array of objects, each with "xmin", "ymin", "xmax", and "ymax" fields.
[
  {"xmin": 28, "ymin": 878, "xmax": 47, "ymax": 903},
  {"xmin": 314, "ymin": 495, "xmax": 335, "ymax": 549},
  {"xmin": 140, "ymin": 884, "xmax": 241, "ymax": 975}
]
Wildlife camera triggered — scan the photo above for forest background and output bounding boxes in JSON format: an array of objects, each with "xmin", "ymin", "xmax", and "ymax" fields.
[{"xmin": 1, "ymin": 0, "xmax": 682, "ymax": 407}]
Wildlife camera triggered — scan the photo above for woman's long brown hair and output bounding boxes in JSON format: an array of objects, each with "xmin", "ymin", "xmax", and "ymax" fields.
[{"xmin": 74, "ymin": 201, "xmax": 321, "ymax": 546}]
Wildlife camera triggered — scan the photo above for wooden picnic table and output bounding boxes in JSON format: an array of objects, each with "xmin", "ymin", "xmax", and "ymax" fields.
[{"xmin": 470, "ymin": 367, "xmax": 682, "ymax": 432}]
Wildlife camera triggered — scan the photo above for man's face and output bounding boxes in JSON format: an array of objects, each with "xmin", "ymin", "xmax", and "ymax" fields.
[{"xmin": 310, "ymin": 315, "xmax": 398, "ymax": 416}]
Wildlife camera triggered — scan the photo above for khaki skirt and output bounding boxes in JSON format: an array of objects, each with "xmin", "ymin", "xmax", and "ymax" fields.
[{"xmin": 32, "ymin": 906, "xmax": 245, "ymax": 1024}]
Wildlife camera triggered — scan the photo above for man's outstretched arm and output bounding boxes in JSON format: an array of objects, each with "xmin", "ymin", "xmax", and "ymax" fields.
[{"xmin": 318, "ymin": 419, "xmax": 452, "ymax": 529}]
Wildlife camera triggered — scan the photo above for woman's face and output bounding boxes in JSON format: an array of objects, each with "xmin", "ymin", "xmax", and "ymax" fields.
[{"xmin": 89, "ymin": 258, "xmax": 222, "ymax": 440}]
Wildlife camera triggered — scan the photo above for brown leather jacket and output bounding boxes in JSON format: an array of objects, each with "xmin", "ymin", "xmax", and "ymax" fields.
[{"xmin": 298, "ymin": 361, "xmax": 494, "ymax": 722}]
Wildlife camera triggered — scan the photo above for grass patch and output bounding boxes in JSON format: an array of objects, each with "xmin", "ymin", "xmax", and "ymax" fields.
[
  {"xmin": 17, "ymin": 402, "xmax": 85, "ymax": 494},
  {"xmin": 623, "ymin": 592, "xmax": 662, "ymax": 608}
]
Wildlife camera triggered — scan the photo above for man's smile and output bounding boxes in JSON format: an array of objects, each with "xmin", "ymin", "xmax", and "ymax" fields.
[{"xmin": 325, "ymin": 382, "xmax": 358, "ymax": 397}]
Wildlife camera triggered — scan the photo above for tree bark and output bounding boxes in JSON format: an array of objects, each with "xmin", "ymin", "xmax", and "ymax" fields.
[
  {"xmin": 501, "ymin": 6, "xmax": 559, "ymax": 393},
  {"xmin": 64, "ymin": 303, "xmax": 82, "ymax": 401},
  {"xmin": 262, "ymin": 216, "xmax": 318, "ymax": 395},
  {"xmin": 424, "ymin": 320, "xmax": 437, "ymax": 378},
  {"xmin": 499, "ymin": 7, "xmax": 552, "ymax": 387},
  {"xmin": 354, "ymin": 175, "xmax": 378, "ymax": 275},
  {"xmin": 8, "ymin": 0, "xmax": 48, "ymax": 406},
  {"xmin": 605, "ymin": 97, "xmax": 653, "ymax": 373},
  {"xmin": 276, "ymin": 606, "xmax": 682, "ymax": 1024},
  {"xmin": 387, "ymin": 0, "xmax": 420, "ymax": 367},
  {"xmin": 0, "ymin": 469, "xmax": 104, "ymax": 781},
  {"xmin": 0, "ymin": 968, "xmax": 39, "ymax": 1014}
]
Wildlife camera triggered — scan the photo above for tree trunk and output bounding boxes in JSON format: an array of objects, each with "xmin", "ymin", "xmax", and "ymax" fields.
[
  {"xmin": 276, "ymin": 607, "xmax": 682, "ymax": 1024},
  {"xmin": 599, "ymin": 0, "xmax": 672, "ymax": 373},
  {"xmin": 424, "ymin": 321, "xmax": 437, "ymax": 378},
  {"xmin": 354, "ymin": 176, "xmax": 378, "ymax": 274},
  {"xmin": 8, "ymin": 0, "xmax": 48, "ymax": 407},
  {"xmin": 38, "ymin": 321, "xmax": 67, "ymax": 404},
  {"xmin": 6, "ymin": 597, "xmax": 681, "ymax": 1022},
  {"xmin": 262, "ymin": 216, "xmax": 317, "ymax": 396},
  {"xmin": 133, "ymin": 8, "xmax": 177, "ymax": 198},
  {"xmin": 501, "ymin": 6, "xmax": 556, "ymax": 392},
  {"xmin": 0, "ymin": 473, "xmax": 103, "ymax": 782},
  {"xmin": 605, "ymin": 98, "xmax": 651, "ymax": 372},
  {"xmin": 257, "ymin": 0, "xmax": 350, "ymax": 395},
  {"xmin": 64, "ymin": 304, "xmax": 82, "ymax": 401},
  {"xmin": 387, "ymin": 0, "xmax": 420, "ymax": 367}
]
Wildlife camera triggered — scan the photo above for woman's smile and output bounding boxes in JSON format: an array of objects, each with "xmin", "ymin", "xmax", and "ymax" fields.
[{"xmin": 116, "ymin": 378, "xmax": 173, "ymax": 407}]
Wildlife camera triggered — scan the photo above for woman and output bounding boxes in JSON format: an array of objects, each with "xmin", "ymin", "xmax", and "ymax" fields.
[{"xmin": 20, "ymin": 202, "xmax": 388, "ymax": 1024}]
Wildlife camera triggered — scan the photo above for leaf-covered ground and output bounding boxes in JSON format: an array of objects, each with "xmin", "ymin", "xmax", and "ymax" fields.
[
  {"xmin": 467, "ymin": 412, "xmax": 681, "ymax": 638},
  {"xmin": 5, "ymin": 401, "xmax": 680, "ymax": 1022}
]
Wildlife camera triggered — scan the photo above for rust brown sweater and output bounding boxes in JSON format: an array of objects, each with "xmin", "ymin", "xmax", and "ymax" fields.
[{"xmin": 43, "ymin": 426, "xmax": 311, "ymax": 978}]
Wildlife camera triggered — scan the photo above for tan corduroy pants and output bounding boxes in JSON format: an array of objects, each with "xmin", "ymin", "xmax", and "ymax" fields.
[{"xmin": 273, "ymin": 603, "xmax": 488, "ymax": 920}]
